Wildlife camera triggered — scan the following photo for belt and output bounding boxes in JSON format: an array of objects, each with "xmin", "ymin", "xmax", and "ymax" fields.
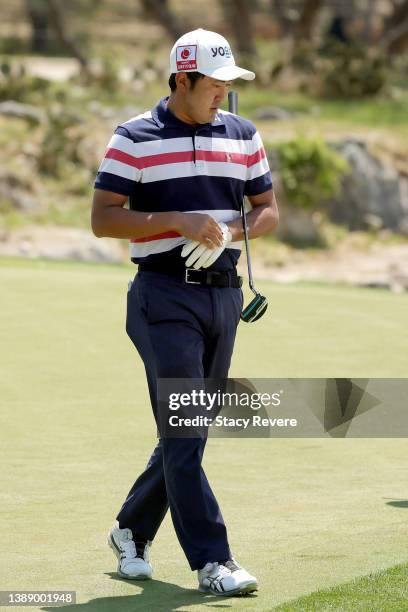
[{"xmin": 139, "ymin": 263, "xmax": 242, "ymax": 288}]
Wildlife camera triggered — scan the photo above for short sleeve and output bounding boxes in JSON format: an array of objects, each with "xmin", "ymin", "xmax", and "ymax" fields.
[
  {"xmin": 94, "ymin": 126, "xmax": 142, "ymax": 196},
  {"xmin": 244, "ymin": 130, "xmax": 273, "ymax": 197}
]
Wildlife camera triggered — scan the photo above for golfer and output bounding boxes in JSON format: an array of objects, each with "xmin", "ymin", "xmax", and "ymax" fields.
[{"xmin": 92, "ymin": 28, "xmax": 278, "ymax": 596}]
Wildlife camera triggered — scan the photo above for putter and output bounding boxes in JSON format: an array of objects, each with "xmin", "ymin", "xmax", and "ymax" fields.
[{"xmin": 228, "ymin": 91, "xmax": 268, "ymax": 323}]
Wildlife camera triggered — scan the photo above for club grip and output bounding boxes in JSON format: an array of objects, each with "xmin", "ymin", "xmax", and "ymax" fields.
[{"xmin": 228, "ymin": 91, "xmax": 238, "ymax": 115}]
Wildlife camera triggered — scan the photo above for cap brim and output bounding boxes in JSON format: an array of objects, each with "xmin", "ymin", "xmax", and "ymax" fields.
[{"xmin": 200, "ymin": 65, "xmax": 255, "ymax": 81}]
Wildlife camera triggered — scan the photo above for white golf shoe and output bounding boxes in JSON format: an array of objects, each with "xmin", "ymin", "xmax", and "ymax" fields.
[
  {"xmin": 108, "ymin": 522, "xmax": 152, "ymax": 580},
  {"xmin": 198, "ymin": 559, "xmax": 258, "ymax": 596}
]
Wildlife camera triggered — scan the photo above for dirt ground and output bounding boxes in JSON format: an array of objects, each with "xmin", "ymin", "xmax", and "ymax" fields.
[
  {"xmin": 242, "ymin": 240, "xmax": 408, "ymax": 292},
  {"xmin": 1, "ymin": 225, "xmax": 408, "ymax": 292}
]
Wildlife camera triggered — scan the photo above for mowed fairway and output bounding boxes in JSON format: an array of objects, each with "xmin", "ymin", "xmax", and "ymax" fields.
[{"xmin": 1, "ymin": 257, "xmax": 408, "ymax": 612}]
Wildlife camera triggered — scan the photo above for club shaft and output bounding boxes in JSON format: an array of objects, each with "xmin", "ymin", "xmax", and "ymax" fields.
[
  {"xmin": 228, "ymin": 90, "xmax": 238, "ymax": 115},
  {"xmin": 228, "ymin": 91, "xmax": 257, "ymax": 295},
  {"xmin": 240, "ymin": 198, "xmax": 256, "ymax": 293}
]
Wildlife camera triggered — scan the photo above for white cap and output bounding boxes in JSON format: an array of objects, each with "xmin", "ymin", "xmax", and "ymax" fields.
[{"xmin": 169, "ymin": 28, "xmax": 255, "ymax": 81}]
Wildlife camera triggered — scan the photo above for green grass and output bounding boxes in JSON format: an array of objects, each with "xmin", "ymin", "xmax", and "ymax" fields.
[
  {"xmin": 1, "ymin": 258, "xmax": 408, "ymax": 611},
  {"xmin": 228, "ymin": 86, "xmax": 408, "ymax": 146},
  {"xmin": 234, "ymin": 86, "xmax": 408, "ymax": 132},
  {"xmin": 275, "ymin": 562, "xmax": 408, "ymax": 611},
  {"xmin": 129, "ymin": 81, "xmax": 408, "ymax": 132}
]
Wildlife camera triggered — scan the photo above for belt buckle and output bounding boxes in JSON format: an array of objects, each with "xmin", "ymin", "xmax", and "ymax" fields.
[{"xmin": 185, "ymin": 268, "xmax": 201, "ymax": 284}]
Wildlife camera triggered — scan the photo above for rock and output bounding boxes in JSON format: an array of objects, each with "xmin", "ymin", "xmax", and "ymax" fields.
[
  {"xmin": 9, "ymin": 190, "xmax": 39, "ymax": 212},
  {"xmin": 141, "ymin": 68, "xmax": 158, "ymax": 83},
  {"xmin": 246, "ymin": 242, "xmax": 408, "ymax": 292},
  {"xmin": 327, "ymin": 139, "xmax": 408, "ymax": 235},
  {"xmin": 275, "ymin": 204, "xmax": 322, "ymax": 246},
  {"xmin": 88, "ymin": 103, "xmax": 143, "ymax": 123},
  {"xmin": 266, "ymin": 137, "xmax": 408, "ymax": 237},
  {"xmin": 0, "ymin": 226, "xmax": 126, "ymax": 264},
  {"xmin": 16, "ymin": 57, "xmax": 78, "ymax": 82},
  {"xmin": 252, "ymin": 106, "xmax": 298, "ymax": 121},
  {"xmin": 0, "ymin": 100, "xmax": 45, "ymax": 125},
  {"xmin": 115, "ymin": 106, "xmax": 143, "ymax": 123},
  {"xmin": 362, "ymin": 213, "xmax": 383, "ymax": 230},
  {"xmin": 0, "ymin": 169, "xmax": 42, "ymax": 212}
]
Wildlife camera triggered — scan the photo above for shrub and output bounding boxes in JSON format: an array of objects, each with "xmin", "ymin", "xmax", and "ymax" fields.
[
  {"xmin": 0, "ymin": 61, "xmax": 51, "ymax": 103},
  {"xmin": 318, "ymin": 42, "xmax": 387, "ymax": 99},
  {"xmin": 274, "ymin": 136, "xmax": 350, "ymax": 210}
]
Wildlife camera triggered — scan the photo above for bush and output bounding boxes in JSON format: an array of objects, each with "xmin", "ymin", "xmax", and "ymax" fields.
[
  {"xmin": 0, "ymin": 60, "xmax": 51, "ymax": 103},
  {"xmin": 318, "ymin": 42, "xmax": 387, "ymax": 99},
  {"xmin": 37, "ymin": 107, "xmax": 85, "ymax": 176},
  {"xmin": 274, "ymin": 136, "xmax": 350, "ymax": 210}
]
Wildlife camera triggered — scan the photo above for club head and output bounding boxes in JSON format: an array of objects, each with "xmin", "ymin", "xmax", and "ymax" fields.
[{"xmin": 241, "ymin": 293, "xmax": 268, "ymax": 323}]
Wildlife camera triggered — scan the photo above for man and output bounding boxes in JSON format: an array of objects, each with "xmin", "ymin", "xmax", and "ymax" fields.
[{"xmin": 91, "ymin": 28, "xmax": 278, "ymax": 596}]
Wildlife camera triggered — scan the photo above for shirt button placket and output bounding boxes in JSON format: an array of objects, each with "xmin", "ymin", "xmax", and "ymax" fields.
[{"xmin": 195, "ymin": 138, "xmax": 204, "ymax": 170}]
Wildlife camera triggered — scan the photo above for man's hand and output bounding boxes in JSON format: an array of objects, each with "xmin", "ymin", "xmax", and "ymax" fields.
[
  {"xmin": 91, "ymin": 191, "xmax": 227, "ymax": 243},
  {"xmin": 176, "ymin": 212, "xmax": 224, "ymax": 247},
  {"xmin": 181, "ymin": 222, "xmax": 232, "ymax": 269}
]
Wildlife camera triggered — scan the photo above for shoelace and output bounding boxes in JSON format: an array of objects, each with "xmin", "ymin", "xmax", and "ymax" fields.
[
  {"xmin": 204, "ymin": 562, "xmax": 234, "ymax": 592},
  {"xmin": 218, "ymin": 559, "xmax": 240, "ymax": 572},
  {"xmin": 207, "ymin": 562, "xmax": 233, "ymax": 578},
  {"xmin": 120, "ymin": 538, "xmax": 137, "ymax": 559}
]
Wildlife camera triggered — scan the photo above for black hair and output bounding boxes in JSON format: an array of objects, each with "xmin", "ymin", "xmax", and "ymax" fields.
[{"xmin": 168, "ymin": 72, "xmax": 206, "ymax": 92}]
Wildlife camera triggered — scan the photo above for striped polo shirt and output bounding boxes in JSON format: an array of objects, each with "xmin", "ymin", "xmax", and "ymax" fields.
[{"xmin": 95, "ymin": 96, "xmax": 272, "ymax": 271}]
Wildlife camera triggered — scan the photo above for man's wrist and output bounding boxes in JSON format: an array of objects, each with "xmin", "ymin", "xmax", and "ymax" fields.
[
  {"xmin": 170, "ymin": 211, "xmax": 183, "ymax": 233},
  {"xmin": 226, "ymin": 222, "xmax": 243, "ymax": 242},
  {"xmin": 219, "ymin": 222, "xmax": 232, "ymax": 243}
]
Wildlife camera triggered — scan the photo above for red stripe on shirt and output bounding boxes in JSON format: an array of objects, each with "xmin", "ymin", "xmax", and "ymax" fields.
[
  {"xmin": 247, "ymin": 147, "xmax": 266, "ymax": 168},
  {"xmin": 105, "ymin": 147, "xmax": 142, "ymax": 169},
  {"xmin": 130, "ymin": 231, "xmax": 181, "ymax": 243},
  {"xmin": 137, "ymin": 149, "xmax": 249, "ymax": 168},
  {"xmin": 106, "ymin": 146, "xmax": 265, "ymax": 170},
  {"xmin": 139, "ymin": 151, "xmax": 194, "ymax": 168},
  {"xmin": 137, "ymin": 149, "xmax": 266, "ymax": 168},
  {"xmin": 197, "ymin": 150, "xmax": 248, "ymax": 165}
]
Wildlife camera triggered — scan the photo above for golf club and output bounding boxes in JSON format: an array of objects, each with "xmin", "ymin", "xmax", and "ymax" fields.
[{"xmin": 228, "ymin": 90, "xmax": 268, "ymax": 323}]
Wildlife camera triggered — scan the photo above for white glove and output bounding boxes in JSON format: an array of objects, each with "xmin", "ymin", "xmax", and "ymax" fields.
[{"xmin": 181, "ymin": 221, "xmax": 232, "ymax": 270}]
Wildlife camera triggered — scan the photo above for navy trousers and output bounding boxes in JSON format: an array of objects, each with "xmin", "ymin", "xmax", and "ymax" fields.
[{"xmin": 116, "ymin": 270, "xmax": 242, "ymax": 570}]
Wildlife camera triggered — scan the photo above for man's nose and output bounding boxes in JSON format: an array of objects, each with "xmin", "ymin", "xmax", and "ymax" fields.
[{"xmin": 215, "ymin": 89, "xmax": 228, "ymax": 103}]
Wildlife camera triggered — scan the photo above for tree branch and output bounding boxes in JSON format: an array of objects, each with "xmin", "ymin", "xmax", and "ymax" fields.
[
  {"xmin": 384, "ymin": 0, "xmax": 408, "ymax": 32},
  {"xmin": 140, "ymin": 0, "xmax": 188, "ymax": 40},
  {"xmin": 45, "ymin": 0, "xmax": 89, "ymax": 72},
  {"xmin": 220, "ymin": 0, "xmax": 257, "ymax": 57},
  {"xmin": 380, "ymin": 15, "xmax": 408, "ymax": 54},
  {"xmin": 295, "ymin": 0, "xmax": 323, "ymax": 41}
]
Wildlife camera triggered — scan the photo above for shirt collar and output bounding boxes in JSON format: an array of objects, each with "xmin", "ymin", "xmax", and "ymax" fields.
[{"xmin": 151, "ymin": 96, "xmax": 225, "ymax": 130}]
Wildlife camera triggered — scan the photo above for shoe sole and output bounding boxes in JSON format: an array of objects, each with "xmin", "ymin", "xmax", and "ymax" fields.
[
  {"xmin": 199, "ymin": 582, "xmax": 258, "ymax": 596},
  {"xmin": 108, "ymin": 533, "xmax": 152, "ymax": 581}
]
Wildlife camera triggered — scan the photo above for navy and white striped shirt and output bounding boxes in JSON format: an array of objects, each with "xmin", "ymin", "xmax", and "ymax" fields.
[{"xmin": 95, "ymin": 96, "xmax": 272, "ymax": 270}]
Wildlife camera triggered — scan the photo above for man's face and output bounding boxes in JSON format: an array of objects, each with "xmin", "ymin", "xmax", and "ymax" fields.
[{"xmin": 182, "ymin": 75, "xmax": 232, "ymax": 124}]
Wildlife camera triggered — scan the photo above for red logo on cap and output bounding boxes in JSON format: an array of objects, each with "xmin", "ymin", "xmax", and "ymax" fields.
[{"xmin": 176, "ymin": 45, "xmax": 197, "ymax": 71}]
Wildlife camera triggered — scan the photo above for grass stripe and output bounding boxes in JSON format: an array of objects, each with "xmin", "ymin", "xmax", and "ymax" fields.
[{"xmin": 275, "ymin": 562, "xmax": 408, "ymax": 611}]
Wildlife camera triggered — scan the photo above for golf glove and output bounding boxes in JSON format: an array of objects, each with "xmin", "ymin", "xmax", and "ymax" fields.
[{"xmin": 182, "ymin": 221, "xmax": 232, "ymax": 269}]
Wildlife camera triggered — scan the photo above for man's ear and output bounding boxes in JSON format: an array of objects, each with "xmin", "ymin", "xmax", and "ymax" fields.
[{"xmin": 176, "ymin": 72, "xmax": 188, "ymax": 92}]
